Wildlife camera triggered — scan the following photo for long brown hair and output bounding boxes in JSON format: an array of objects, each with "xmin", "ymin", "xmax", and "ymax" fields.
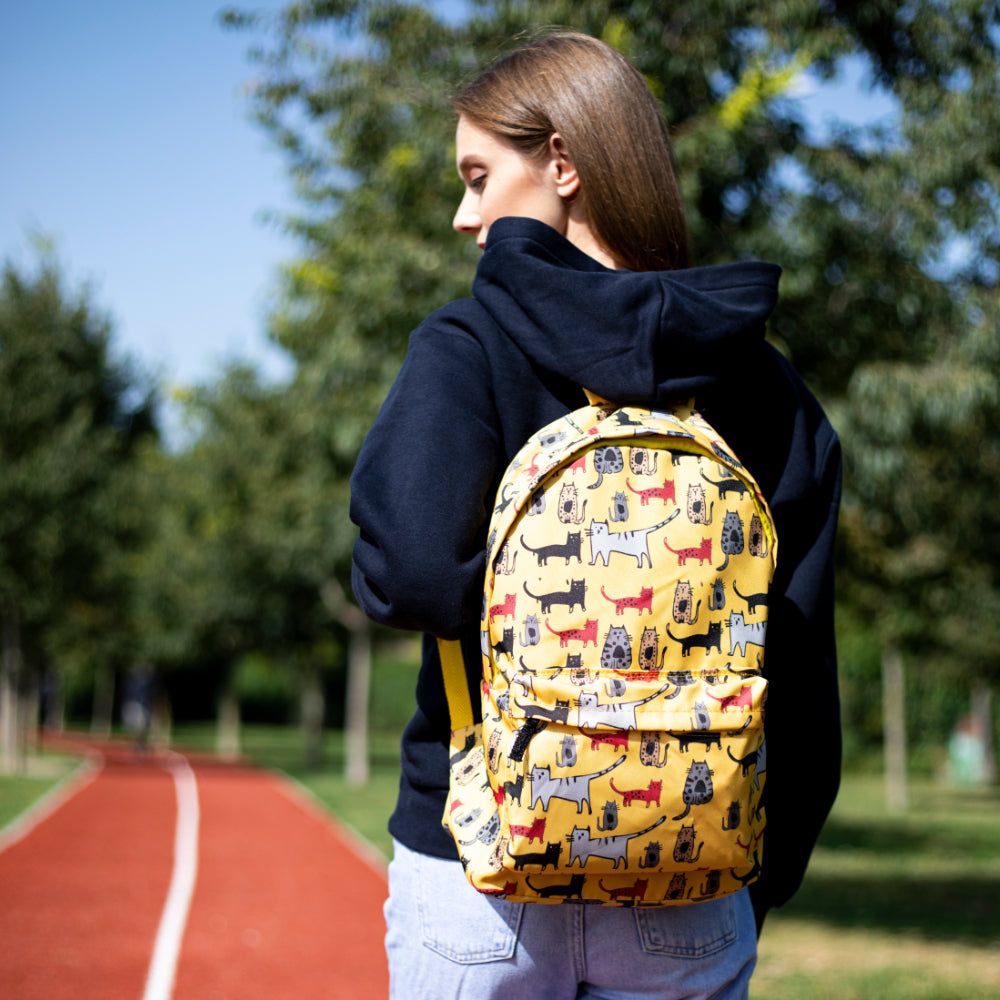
[{"xmin": 451, "ymin": 29, "xmax": 692, "ymax": 271}]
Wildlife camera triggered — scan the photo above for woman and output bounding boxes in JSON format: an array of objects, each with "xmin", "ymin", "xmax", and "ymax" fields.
[{"xmin": 350, "ymin": 29, "xmax": 842, "ymax": 1000}]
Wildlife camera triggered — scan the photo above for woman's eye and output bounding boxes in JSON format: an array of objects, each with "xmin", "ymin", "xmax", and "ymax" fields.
[{"xmin": 469, "ymin": 175, "xmax": 486, "ymax": 191}]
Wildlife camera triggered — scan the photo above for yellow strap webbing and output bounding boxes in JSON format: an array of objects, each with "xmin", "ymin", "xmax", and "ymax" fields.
[
  {"xmin": 582, "ymin": 387, "xmax": 615, "ymax": 406},
  {"xmin": 437, "ymin": 638, "xmax": 474, "ymax": 731}
]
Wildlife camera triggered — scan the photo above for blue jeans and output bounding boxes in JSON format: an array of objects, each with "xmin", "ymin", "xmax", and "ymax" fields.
[{"xmin": 384, "ymin": 838, "xmax": 757, "ymax": 1000}]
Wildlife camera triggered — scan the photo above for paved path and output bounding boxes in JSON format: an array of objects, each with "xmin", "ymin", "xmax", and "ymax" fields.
[{"xmin": 0, "ymin": 734, "xmax": 389, "ymax": 999}]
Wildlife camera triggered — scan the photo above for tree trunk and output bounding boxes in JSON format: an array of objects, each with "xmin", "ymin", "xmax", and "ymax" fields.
[
  {"xmin": 345, "ymin": 625, "xmax": 372, "ymax": 787},
  {"xmin": 300, "ymin": 662, "xmax": 326, "ymax": 769},
  {"xmin": 44, "ymin": 667, "xmax": 66, "ymax": 734},
  {"xmin": 216, "ymin": 679, "xmax": 241, "ymax": 759},
  {"xmin": 971, "ymin": 681, "xmax": 996, "ymax": 784},
  {"xmin": 1, "ymin": 606, "xmax": 23, "ymax": 774},
  {"xmin": 150, "ymin": 689, "xmax": 172, "ymax": 749},
  {"xmin": 22, "ymin": 668, "xmax": 40, "ymax": 754},
  {"xmin": 90, "ymin": 663, "xmax": 115, "ymax": 737},
  {"xmin": 882, "ymin": 645, "xmax": 907, "ymax": 812},
  {"xmin": 320, "ymin": 578, "xmax": 372, "ymax": 787}
]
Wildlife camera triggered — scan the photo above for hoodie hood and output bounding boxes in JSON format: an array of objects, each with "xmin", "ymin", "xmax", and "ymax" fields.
[{"xmin": 472, "ymin": 216, "xmax": 782, "ymax": 406}]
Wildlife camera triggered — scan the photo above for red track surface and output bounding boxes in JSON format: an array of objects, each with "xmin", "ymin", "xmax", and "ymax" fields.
[{"xmin": 0, "ymin": 734, "xmax": 389, "ymax": 1000}]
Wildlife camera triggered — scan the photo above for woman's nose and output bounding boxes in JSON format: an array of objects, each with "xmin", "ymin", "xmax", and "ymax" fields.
[{"xmin": 452, "ymin": 190, "xmax": 481, "ymax": 237}]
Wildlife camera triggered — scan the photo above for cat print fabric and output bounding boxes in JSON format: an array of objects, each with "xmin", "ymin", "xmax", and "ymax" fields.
[{"xmin": 443, "ymin": 401, "xmax": 776, "ymax": 907}]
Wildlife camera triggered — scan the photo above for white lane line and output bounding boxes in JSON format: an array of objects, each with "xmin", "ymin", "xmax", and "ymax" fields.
[
  {"xmin": 142, "ymin": 751, "xmax": 200, "ymax": 1000},
  {"xmin": 0, "ymin": 751, "xmax": 103, "ymax": 855}
]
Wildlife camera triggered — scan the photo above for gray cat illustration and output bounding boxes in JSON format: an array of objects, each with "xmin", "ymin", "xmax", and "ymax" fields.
[
  {"xmin": 717, "ymin": 511, "xmax": 745, "ymax": 570},
  {"xmin": 672, "ymin": 760, "xmax": 714, "ymax": 820},
  {"xmin": 529, "ymin": 755, "xmax": 627, "ymax": 814},
  {"xmin": 596, "ymin": 799, "xmax": 619, "ymax": 831},
  {"xmin": 577, "ymin": 685, "xmax": 671, "ymax": 730},
  {"xmin": 609, "ymin": 491, "xmax": 629, "ymax": 522},
  {"xmin": 567, "ymin": 815, "xmax": 666, "ymax": 869},
  {"xmin": 600, "ymin": 625, "xmax": 632, "ymax": 671},
  {"xmin": 588, "ymin": 446, "xmax": 624, "ymax": 489},
  {"xmin": 556, "ymin": 734, "xmax": 578, "ymax": 768},
  {"xmin": 520, "ymin": 614, "xmax": 541, "ymax": 646}
]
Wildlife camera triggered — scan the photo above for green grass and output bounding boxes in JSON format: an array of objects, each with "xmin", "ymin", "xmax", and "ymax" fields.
[
  {"xmin": 171, "ymin": 725, "xmax": 1000, "ymax": 997},
  {"xmin": 4, "ymin": 708, "xmax": 999, "ymax": 998},
  {"xmin": 753, "ymin": 775, "xmax": 1000, "ymax": 999},
  {"xmin": 0, "ymin": 750, "xmax": 87, "ymax": 831}
]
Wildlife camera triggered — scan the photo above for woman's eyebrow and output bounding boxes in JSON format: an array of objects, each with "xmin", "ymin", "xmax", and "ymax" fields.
[{"xmin": 457, "ymin": 154, "xmax": 485, "ymax": 177}]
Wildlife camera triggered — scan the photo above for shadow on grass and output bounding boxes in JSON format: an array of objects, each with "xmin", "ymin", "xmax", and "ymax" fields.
[
  {"xmin": 781, "ymin": 872, "xmax": 1000, "ymax": 944},
  {"xmin": 818, "ymin": 816, "xmax": 999, "ymax": 859}
]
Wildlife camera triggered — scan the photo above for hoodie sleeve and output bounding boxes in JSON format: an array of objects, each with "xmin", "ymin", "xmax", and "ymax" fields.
[
  {"xmin": 349, "ymin": 310, "xmax": 500, "ymax": 639},
  {"xmin": 749, "ymin": 429, "xmax": 843, "ymax": 929}
]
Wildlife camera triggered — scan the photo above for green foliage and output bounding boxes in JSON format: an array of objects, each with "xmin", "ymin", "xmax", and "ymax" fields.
[
  {"xmin": 233, "ymin": 652, "xmax": 298, "ymax": 723},
  {"xmin": 0, "ymin": 248, "xmax": 157, "ymax": 678},
  {"xmin": 217, "ymin": 1, "xmax": 1000, "ymax": 723}
]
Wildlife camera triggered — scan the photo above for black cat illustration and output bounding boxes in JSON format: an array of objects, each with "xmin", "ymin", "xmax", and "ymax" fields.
[
  {"xmin": 722, "ymin": 799, "xmax": 741, "ymax": 831},
  {"xmin": 525, "ymin": 873, "xmax": 585, "ymax": 899},
  {"xmin": 733, "ymin": 582, "xmax": 768, "ymax": 613},
  {"xmin": 516, "ymin": 698, "xmax": 571, "ymax": 724},
  {"xmin": 669, "ymin": 729, "xmax": 721, "ymax": 753},
  {"xmin": 688, "ymin": 869, "xmax": 722, "ymax": 901},
  {"xmin": 730, "ymin": 850, "xmax": 762, "ymax": 887},
  {"xmin": 727, "ymin": 746, "xmax": 757, "ymax": 778},
  {"xmin": 710, "ymin": 441, "xmax": 743, "ymax": 468},
  {"xmin": 502, "ymin": 772, "xmax": 525, "ymax": 805},
  {"xmin": 614, "ymin": 410, "xmax": 643, "ymax": 427},
  {"xmin": 494, "ymin": 483, "xmax": 517, "ymax": 515},
  {"xmin": 507, "ymin": 840, "xmax": 562, "ymax": 871},
  {"xmin": 639, "ymin": 840, "xmax": 661, "ymax": 869},
  {"xmin": 491, "ymin": 627, "xmax": 514, "ymax": 658},
  {"xmin": 523, "ymin": 579, "xmax": 587, "ymax": 614},
  {"xmin": 521, "ymin": 532, "xmax": 583, "ymax": 566},
  {"xmin": 666, "ymin": 621, "xmax": 722, "ymax": 657},
  {"xmin": 701, "ymin": 471, "xmax": 748, "ymax": 499}
]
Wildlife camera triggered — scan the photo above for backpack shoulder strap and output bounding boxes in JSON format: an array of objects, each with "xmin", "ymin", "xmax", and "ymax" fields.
[{"xmin": 437, "ymin": 638, "xmax": 474, "ymax": 732}]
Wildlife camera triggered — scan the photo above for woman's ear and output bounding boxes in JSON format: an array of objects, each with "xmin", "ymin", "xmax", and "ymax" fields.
[{"xmin": 548, "ymin": 132, "xmax": 581, "ymax": 201}]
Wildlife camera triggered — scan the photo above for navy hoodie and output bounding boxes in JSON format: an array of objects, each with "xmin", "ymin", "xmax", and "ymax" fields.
[{"xmin": 350, "ymin": 216, "xmax": 842, "ymax": 926}]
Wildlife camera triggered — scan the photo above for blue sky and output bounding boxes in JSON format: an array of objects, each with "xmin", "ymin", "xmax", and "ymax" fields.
[{"xmin": 2, "ymin": 4, "xmax": 897, "ymax": 407}]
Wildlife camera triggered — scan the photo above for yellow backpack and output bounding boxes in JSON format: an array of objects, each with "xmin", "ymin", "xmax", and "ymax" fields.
[{"xmin": 441, "ymin": 398, "xmax": 776, "ymax": 906}]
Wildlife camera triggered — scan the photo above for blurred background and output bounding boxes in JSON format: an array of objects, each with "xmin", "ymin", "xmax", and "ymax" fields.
[{"xmin": 2, "ymin": 2, "xmax": 999, "ymax": 997}]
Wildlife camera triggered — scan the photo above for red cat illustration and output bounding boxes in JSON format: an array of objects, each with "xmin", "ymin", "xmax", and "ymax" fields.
[
  {"xmin": 545, "ymin": 618, "xmax": 599, "ymax": 647},
  {"xmin": 601, "ymin": 585, "xmax": 654, "ymax": 615},
  {"xmin": 626, "ymin": 477, "xmax": 676, "ymax": 506},
  {"xmin": 663, "ymin": 537, "xmax": 712, "ymax": 566},
  {"xmin": 706, "ymin": 684, "xmax": 754, "ymax": 713},
  {"xmin": 579, "ymin": 728, "xmax": 630, "ymax": 752},
  {"xmin": 509, "ymin": 815, "xmax": 546, "ymax": 844},
  {"xmin": 599, "ymin": 878, "xmax": 649, "ymax": 902},
  {"xmin": 489, "ymin": 593, "xmax": 517, "ymax": 622},
  {"xmin": 609, "ymin": 777, "xmax": 663, "ymax": 808}
]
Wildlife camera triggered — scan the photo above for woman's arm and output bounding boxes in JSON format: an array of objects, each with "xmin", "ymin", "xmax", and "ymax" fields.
[
  {"xmin": 349, "ymin": 311, "xmax": 500, "ymax": 639},
  {"xmin": 749, "ymin": 430, "xmax": 844, "ymax": 929}
]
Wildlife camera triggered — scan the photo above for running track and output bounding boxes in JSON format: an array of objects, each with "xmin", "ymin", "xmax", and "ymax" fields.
[{"xmin": 0, "ymin": 734, "xmax": 389, "ymax": 999}]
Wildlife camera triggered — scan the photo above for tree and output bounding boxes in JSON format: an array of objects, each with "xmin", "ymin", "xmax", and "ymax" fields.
[
  {"xmin": 135, "ymin": 365, "xmax": 355, "ymax": 764},
  {"xmin": 222, "ymin": 1, "xmax": 1000, "ymax": 778},
  {"xmin": 0, "ymin": 247, "xmax": 157, "ymax": 770}
]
